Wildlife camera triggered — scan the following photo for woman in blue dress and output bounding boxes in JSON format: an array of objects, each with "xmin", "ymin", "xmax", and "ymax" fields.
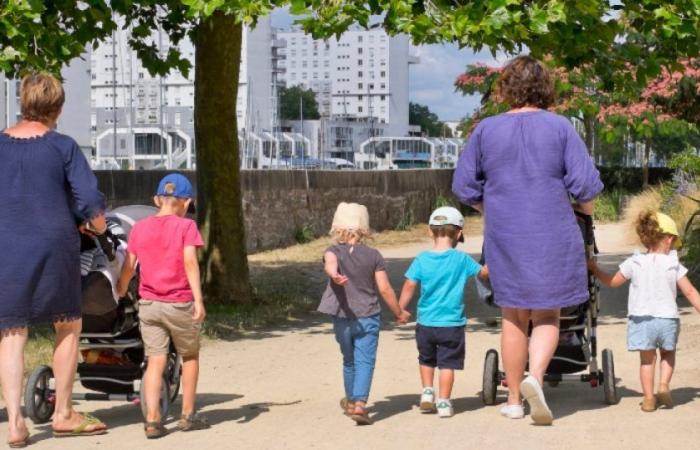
[
  {"xmin": 453, "ymin": 56, "xmax": 603, "ymax": 425},
  {"xmin": 0, "ymin": 73, "xmax": 108, "ymax": 445}
]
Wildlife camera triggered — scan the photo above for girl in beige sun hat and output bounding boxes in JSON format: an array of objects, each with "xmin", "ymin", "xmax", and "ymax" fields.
[{"xmin": 319, "ymin": 202, "xmax": 409, "ymax": 425}]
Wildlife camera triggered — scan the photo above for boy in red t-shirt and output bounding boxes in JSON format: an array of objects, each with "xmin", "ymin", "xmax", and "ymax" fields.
[{"xmin": 117, "ymin": 173, "xmax": 208, "ymax": 439}]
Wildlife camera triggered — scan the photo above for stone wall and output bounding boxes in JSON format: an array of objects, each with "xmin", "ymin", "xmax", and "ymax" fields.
[
  {"xmin": 94, "ymin": 166, "xmax": 669, "ymax": 253},
  {"xmin": 95, "ymin": 170, "xmax": 455, "ymax": 252}
]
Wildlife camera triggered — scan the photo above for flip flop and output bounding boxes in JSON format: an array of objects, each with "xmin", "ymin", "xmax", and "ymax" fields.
[
  {"xmin": 144, "ymin": 421, "xmax": 169, "ymax": 439},
  {"xmin": 520, "ymin": 376, "xmax": 554, "ymax": 426},
  {"xmin": 53, "ymin": 414, "xmax": 108, "ymax": 437},
  {"xmin": 640, "ymin": 397, "xmax": 657, "ymax": 412},
  {"xmin": 340, "ymin": 398, "xmax": 355, "ymax": 415}
]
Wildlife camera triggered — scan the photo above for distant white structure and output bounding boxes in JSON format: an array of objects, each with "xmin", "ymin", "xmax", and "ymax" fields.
[
  {"xmin": 90, "ymin": 16, "xmax": 277, "ymax": 169},
  {"xmin": 0, "ymin": 57, "xmax": 92, "ymax": 151},
  {"xmin": 276, "ymin": 25, "xmax": 417, "ymax": 138}
]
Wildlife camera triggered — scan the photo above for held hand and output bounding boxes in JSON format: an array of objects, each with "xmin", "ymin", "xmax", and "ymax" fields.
[
  {"xmin": 397, "ymin": 309, "xmax": 412, "ymax": 324},
  {"xmin": 89, "ymin": 214, "xmax": 108, "ymax": 235},
  {"xmin": 331, "ymin": 273, "xmax": 349, "ymax": 286},
  {"xmin": 193, "ymin": 302, "xmax": 206, "ymax": 323}
]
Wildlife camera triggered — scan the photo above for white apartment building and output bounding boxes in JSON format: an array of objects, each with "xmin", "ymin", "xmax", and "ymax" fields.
[
  {"xmin": 90, "ymin": 16, "xmax": 277, "ymax": 169},
  {"xmin": 277, "ymin": 24, "xmax": 416, "ymax": 138}
]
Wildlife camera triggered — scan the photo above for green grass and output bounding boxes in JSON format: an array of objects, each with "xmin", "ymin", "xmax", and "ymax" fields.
[
  {"xmin": 25, "ymin": 327, "xmax": 54, "ymax": 375},
  {"xmin": 594, "ymin": 189, "xmax": 626, "ymax": 223}
]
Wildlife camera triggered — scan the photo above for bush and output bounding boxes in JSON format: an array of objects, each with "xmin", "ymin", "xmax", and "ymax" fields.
[
  {"xmin": 293, "ymin": 224, "xmax": 314, "ymax": 244},
  {"xmin": 395, "ymin": 208, "xmax": 415, "ymax": 231},
  {"xmin": 594, "ymin": 190, "xmax": 625, "ymax": 223}
]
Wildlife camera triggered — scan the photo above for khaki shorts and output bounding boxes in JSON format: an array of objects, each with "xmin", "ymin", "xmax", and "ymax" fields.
[{"xmin": 139, "ymin": 300, "xmax": 201, "ymax": 357}]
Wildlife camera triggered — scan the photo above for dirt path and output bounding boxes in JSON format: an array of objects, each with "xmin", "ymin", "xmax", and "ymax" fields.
[{"xmin": 5, "ymin": 223, "xmax": 700, "ymax": 449}]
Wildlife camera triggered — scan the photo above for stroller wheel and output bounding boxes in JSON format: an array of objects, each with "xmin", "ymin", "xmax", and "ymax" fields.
[
  {"xmin": 24, "ymin": 365, "xmax": 55, "ymax": 424},
  {"xmin": 482, "ymin": 349, "xmax": 499, "ymax": 405},
  {"xmin": 602, "ymin": 349, "xmax": 619, "ymax": 405},
  {"xmin": 140, "ymin": 372, "xmax": 171, "ymax": 420}
]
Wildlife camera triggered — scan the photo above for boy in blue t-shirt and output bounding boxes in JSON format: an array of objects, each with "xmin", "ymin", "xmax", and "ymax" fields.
[{"xmin": 399, "ymin": 206, "xmax": 488, "ymax": 418}]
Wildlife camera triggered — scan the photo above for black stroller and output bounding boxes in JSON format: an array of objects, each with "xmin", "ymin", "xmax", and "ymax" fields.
[
  {"xmin": 481, "ymin": 212, "xmax": 619, "ymax": 406},
  {"xmin": 24, "ymin": 205, "xmax": 182, "ymax": 424}
]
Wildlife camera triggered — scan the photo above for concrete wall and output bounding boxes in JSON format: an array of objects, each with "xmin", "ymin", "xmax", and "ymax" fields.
[{"xmin": 94, "ymin": 169, "xmax": 455, "ymax": 252}]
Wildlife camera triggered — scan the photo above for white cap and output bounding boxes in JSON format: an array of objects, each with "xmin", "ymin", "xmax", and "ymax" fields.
[
  {"xmin": 429, "ymin": 206, "xmax": 464, "ymax": 228},
  {"xmin": 331, "ymin": 202, "xmax": 370, "ymax": 232}
]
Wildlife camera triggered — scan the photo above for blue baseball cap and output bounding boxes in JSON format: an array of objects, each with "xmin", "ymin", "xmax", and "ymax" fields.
[{"xmin": 156, "ymin": 173, "xmax": 193, "ymax": 199}]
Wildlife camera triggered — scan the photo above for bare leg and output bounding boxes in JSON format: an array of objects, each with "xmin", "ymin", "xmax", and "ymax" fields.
[
  {"xmin": 658, "ymin": 350, "xmax": 675, "ymax": 391},
  {"xmin": 144, "ymin": 354, "xmax": 168, "ymax": 423},
  {"xmin": 528, "ymin": 310, "xmax": 560, "ymax": 385},
  {"xmin": 438, "ymin": 369, "xmax": 455, "ymax": 399},
  {"xmin": 419, "ymin": 365, "xmax": 435, "ymax": 388},
  {"xmin": 180, "ymin": 355, "xmax": 199, "ymax": 416},
  {"xmin": 501, "ymin": 308, "xmax": 530, "ymax": 405},
  {"xmin": 0, "ymin": 328, "xmax": 29, "ymax": 444},
  {"xmin": 52, "ymin": 319, "xmax": 106, "ymax": 432},
  {"xmin": 639, "ymin": 350, "xmax": 657, "ymax": 401}
]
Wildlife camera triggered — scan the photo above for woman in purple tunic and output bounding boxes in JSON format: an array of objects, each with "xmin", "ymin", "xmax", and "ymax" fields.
[{"xmin": 453, "ymin": 56, "xmax": 603, "ymax": 425}]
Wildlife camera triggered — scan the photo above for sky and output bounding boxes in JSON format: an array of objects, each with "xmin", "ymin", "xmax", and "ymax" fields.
[{"xmin": 270, "ymin": 8, "xmax": 504, "ymax": 122}]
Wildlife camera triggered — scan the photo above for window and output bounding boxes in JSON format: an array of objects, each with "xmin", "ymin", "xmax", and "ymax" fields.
[
  {"xmin": 358, "ymin": 106, "xmax": 363, "ymax": 112},
  {"xmin": 302, "ymin": 73, "xmax": 308, "ymax": 79},
  {"xmin": 381, "ymin": 83, "xmax": 386, "ymax": 89},
  {"xmin": 324, "ymin": 72, "xmax": 330, "ymax": 79},
  {"xmin": 138, "ymin": 72, "xmax": 144, "ymax": 79},
  {"xmin": 358, "ymin": 36, "xmax": 363, "ymax": 42},
  {"xmin": 380, "ymin": 95, "xmax": 386, "ymax": 101},
  {"xmin": 302, "ymin": 61, "xmax": 307, "ymax": 68},
  {"xmin": 324, "ymin": 60, "xmax": 329, "ymax": 67},
  {"xmin": 120, "ymin": 139, "xmax": 126, "ymax": 150},
  {"xmin": 358, "ymin": 95, "xmax": 363, "ymax": 101},
  {"xmin": 358, "ymin": 71, "xmax": 363, "ymax": 78},
  {"xmin": 358, "ymin": 83, "xmax": 363, "ymax": 89},
  {"xmin": 381, "ymin": 71, "xmax": 386, "ymax": 78},
  {"xmin": 358, "ymin": 60, "xmax": 363, "ymax": 66},
  {"xmin": 369, "ymin": 83, "xmax": 374, "ymax": 90},
  {"xmin": 358, "ymin": 47, "xmax": 363, "ymax": 54}
]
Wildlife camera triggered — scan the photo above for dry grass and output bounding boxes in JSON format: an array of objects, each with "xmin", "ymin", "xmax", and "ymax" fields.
[{"xmin": 621, "ymin": 186, "xmax": 700, "ymax": 246}]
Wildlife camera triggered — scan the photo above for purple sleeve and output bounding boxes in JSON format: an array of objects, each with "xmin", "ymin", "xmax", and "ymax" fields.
[
  {"xmin": 452, "ymin": 126, "xmax": 485, "ymax": 205},
  {"xmin": 60, "ymin": 137, "xmax": 106, "ymax": 220},
  {"xmin": 562, "ymin": 124, "xmax": 603, "ymax": 203}
]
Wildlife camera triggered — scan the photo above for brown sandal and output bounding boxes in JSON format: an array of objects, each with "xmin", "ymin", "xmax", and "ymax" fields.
[
  {"xmin": 656, "ymin": 389, "xmax": 674, "ymax": 408},
  {"xmin": 640, "ymin": 397, "xmax": 657, "ymax": 412},
  {"xmin": 340, "ymin": 398, "xmax": 355, "ymax": 415},
  {"xmin": 144, "ymin": 421, "xmax": 168, "ymax": 439},
  {"xmin": 350, "ymin": 406, "xmax": 373, "ymax": 425},
  {"xmin": 177, "ymin": 413, "xmax": 210, "ymax": 432}
]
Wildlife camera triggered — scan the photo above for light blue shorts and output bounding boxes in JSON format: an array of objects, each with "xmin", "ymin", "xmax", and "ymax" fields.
[{"xmin": 627, "ymin": 316, "xmax": 680, "ymax": 351}]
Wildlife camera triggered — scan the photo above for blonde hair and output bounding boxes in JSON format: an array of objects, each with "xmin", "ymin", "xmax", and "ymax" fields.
[
  {"xmin": 20, "ymin": 73, "xmax": 65, "ymax": 123},
  {"xmin": 636, "ymin": 210, "xmax": 667, "ymax": 249},
  {"xmin": 332, "ymin": 227, "xmax": 372, "ymax": 244}
]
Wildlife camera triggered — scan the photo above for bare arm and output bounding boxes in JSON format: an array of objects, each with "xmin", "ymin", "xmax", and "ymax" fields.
[
  {"xmin": 117, "ymin": 252, "xmax": 138, "ymax": 298},
  {"xmin": 398, "ymin": 279, "xmax": 418, "ymax": 311},
  {"xmin": 573, "ymin": 200, "xmax": 595, "ymax": 216},
  {"xmin": 471, "ymin": 203, "xmax": 483, "ymax": 214},
  {"xmin": 589, "ymin": 259, "xmax": 627, "ymax": 288},
  {"xmin": 324, "ymin": 251, "xmax": 348, "ymax": 286},
  {"xmin": 375, "ymin": 270, "xmax": 404, "ymax": 320},
  {"xmin": 678, "ymin": 276, "xmax": 700, "ymax": 313},
  {"xmin": 184, "ymin": 246, "xmax": 206, "ymax": 322}
]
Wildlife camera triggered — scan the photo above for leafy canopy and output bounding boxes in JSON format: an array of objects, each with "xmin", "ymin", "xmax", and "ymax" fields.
[{"xmin": 278, "ymin": 85, "xmax": 321, "ymax": 120}]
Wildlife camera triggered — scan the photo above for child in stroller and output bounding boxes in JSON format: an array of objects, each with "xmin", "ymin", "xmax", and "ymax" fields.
[{"xmin": 24, "ymin": 205, "xmax": 182, "ymax": 425}]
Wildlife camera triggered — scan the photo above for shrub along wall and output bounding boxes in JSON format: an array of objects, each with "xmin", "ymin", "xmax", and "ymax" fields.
[{"xmin": 597, "ymin": 167, "xmax": 674, "ymax": 192}]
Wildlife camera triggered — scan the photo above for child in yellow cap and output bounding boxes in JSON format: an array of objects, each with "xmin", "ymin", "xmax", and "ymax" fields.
[{"xmin": 589, "ymin": 211, "xmax": 700, "ymax": 412}]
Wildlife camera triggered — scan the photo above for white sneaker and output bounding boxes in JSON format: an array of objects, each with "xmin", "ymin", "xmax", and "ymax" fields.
[
  {"xmin": 500, "ymin": 403, "xmax": 525, "ymax": 419},
  {"xmin": 520, "ymin": 375, "xmax": 554, "ymax": 425},
  {"xmin": 437, "ymin": 399, "xmax": 454, "ymax": 418},
  {"xmin": 419, "ymin": 387, "xmax": 436, "ymax": 413}
]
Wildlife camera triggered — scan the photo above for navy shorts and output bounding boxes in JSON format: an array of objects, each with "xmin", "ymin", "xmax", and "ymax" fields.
[{"xmin": 415, "ymin": 324, "xmax": 465, "ymax": 370}]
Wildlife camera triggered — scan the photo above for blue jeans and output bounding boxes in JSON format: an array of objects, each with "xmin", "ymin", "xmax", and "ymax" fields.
[{"xmin": 333, "ymin": 314, "xmax": 381, "ymax": 402}]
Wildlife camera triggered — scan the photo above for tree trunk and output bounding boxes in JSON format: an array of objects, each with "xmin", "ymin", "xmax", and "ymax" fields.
[
  {"xmin": 643, "ymin": 139, "xmax": 651, "ymax": 188},
  {"xmin": 193, "ymin": 14, "xmax": 253, "ymax": 304}
]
